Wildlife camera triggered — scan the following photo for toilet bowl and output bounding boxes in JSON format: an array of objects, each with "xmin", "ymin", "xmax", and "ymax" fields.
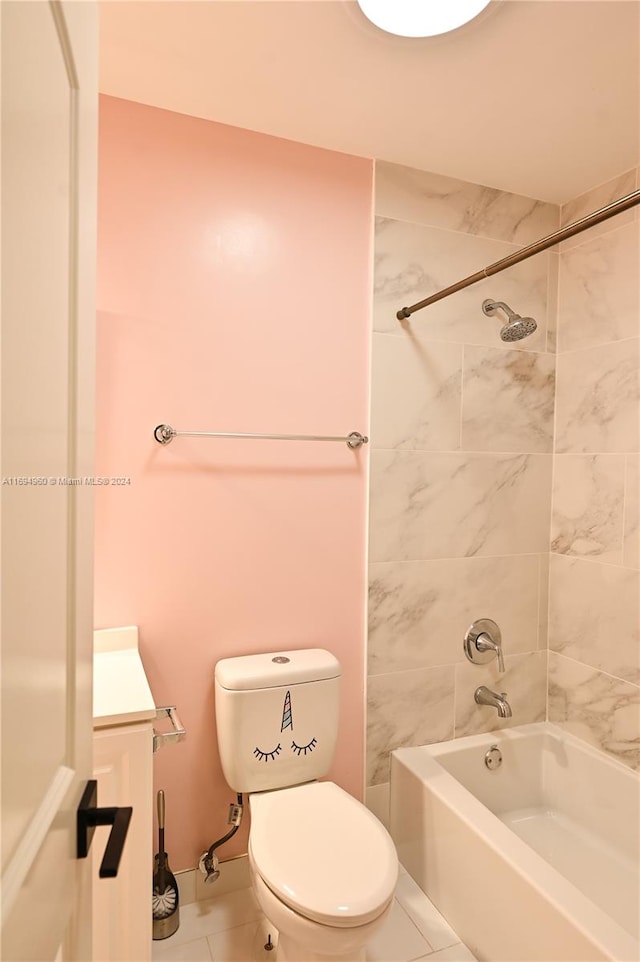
[
  {"xmin": 248, "ymin": 781, "xmax": 397, "ymax": 961},
  {"xmin": 250, "ymin": 861, "xmax": 394, "ymax": 961}
]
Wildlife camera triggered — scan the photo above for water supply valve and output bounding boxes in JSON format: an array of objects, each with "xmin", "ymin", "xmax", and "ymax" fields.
[
  {"xmin": 198, "ymin": 793, "xmax": 244, "ymax": 884},
  {"xmin": 198, "ymin": 851, "xmax": 220, "ymax": 883}
]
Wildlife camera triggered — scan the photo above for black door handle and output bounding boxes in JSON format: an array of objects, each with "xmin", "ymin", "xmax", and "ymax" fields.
[{"xmin": 77, "ymin": 779, "xmax": 133, "ymax": 878}]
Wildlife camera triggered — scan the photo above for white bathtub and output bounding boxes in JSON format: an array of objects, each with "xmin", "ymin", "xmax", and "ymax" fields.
[{"xmin": 390, "ymin": 722, "xmax": 639, "ymax": 962}]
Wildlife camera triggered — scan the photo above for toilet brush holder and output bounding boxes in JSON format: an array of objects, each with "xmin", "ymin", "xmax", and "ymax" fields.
[{"xmin": 152, "ymin": 790, "xmax": 180, "ymax": 940}]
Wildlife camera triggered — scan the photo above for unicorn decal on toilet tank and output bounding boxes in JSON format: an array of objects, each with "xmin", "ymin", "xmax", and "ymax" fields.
[
  {"xmin": 214, "ymin": 649, "xmax": 341, "ymax": 794},
  {"xmin": 252, "ymin": 689, "xmax": 318, "ymax": 763}
]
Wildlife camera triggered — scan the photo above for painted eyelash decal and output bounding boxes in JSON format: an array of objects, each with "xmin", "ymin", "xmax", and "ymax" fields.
[
  {"xmin": 291, "ymin": 738, "xmax": 317, "ymax": 757},
  {"xmin": 253, "ymin": 743, "xmax": 282, "ymax": 762}
]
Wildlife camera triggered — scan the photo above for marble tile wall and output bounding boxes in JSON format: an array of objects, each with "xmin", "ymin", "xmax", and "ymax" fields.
[
  {"xmin": 548, "ymin": 169, "xmax": 640, "ymax": 771},
  {"xmin": 367, "ymin": 162, "xmax": 558, "ymax": 799}
]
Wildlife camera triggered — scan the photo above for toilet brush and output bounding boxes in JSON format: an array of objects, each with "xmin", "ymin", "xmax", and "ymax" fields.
[{"xmin": 152, "ymin": 790, "xmax": 180, "ymax": 940}]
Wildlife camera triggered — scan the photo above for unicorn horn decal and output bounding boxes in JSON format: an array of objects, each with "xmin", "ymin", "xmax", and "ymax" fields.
[{"xmin": 281, "ymin": 690, "xmax": 293, "ymax": 732}]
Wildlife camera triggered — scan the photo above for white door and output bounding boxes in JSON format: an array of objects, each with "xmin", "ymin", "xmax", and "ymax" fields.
[{"xmin": 1, "ymin": 1, "xmax": 98, "ymax": 959}]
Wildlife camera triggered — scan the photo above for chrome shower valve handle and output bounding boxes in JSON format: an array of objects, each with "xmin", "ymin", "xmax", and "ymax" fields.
[
  {"xmin": 475, "ymin": 632, "xmax": 505, "ymax": 673},
  {"xmin": 463, "ymin": 618, "xmax": 505, "ymax": 673}
]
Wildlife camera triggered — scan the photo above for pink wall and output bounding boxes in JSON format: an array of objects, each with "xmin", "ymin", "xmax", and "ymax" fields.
[{"xmin": 95, "ymin": 96, "xmax": 373, "ymax": 870}]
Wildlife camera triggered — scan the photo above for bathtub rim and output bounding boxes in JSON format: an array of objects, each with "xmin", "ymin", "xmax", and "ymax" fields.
[
  {"xmin": 422, "ymin": 720, "xmax": 636, "ymax": 778},
  {"xmin": 391, "ymin": 721, "xmax": 639, "ymax": 961}
]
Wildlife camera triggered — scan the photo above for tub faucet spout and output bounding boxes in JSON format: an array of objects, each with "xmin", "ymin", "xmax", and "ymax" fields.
[{"xmin": 474, "ymin": 686, "xmax": 512, "ymax": 718}]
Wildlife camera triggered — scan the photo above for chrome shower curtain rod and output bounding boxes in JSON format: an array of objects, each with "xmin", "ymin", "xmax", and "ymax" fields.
[{"xmin": 396, "ymin": 187, "xmax": 640, "ymax": 321}]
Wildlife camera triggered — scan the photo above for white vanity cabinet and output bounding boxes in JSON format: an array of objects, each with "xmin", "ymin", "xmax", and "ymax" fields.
[{"xmin": 93, "ymin": 627, "xmax": 156, "ymax": 962}]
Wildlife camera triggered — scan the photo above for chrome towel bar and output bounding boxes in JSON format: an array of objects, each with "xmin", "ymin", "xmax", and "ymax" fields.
[
  {"xmin": 153, "ymin": 706, "xmax": 186, "ymax": 753},
  {"xmin": 153, "ymin": 424, "xmax": 368, "ymax": 449}
]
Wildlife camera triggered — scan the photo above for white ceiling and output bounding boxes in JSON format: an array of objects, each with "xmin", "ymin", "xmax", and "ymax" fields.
[{"xmin": 99, "ymin": 0, "xmax": 640, "ymax": 204}]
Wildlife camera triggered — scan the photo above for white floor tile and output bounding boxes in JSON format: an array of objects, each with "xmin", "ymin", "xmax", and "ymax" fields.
[
  {"xmin": 394, "ymin": 872, "xmax": 458, "ymax": 952},
  {"xmin": 366, "ymin": 900, "xmax": 432, "ymax": 962},
  {"xmin": 165, "ymin": 888, "xmax": 262, "ymax": 947},
  {"xmin": 152, "ymin": 936, "xmax": 213, "ymax": 962},
  {"xmin": 418, "ymin": 943, "xmax": 477, "ymax": 962},
  {"xmin": 149, "ymin": 878, "xmax": 472, "ymax": 962},
  {"xmin": 207, "ymin": 916, "xmax": 278, "ymax": 962}
]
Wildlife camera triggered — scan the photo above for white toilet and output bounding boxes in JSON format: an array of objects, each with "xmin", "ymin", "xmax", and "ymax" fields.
[{"xmin": 214, "ymin": 648, "xmax": 398, "ymax": 962}]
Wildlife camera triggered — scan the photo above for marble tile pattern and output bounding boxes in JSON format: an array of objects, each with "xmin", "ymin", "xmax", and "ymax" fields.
[
  {"xmin": 371, "ymin": 334, "xmax": 462, "ymax": 450},
  {"xmin": 548, "ymin": 652, "xmax": 639, "ymax": 771},
  {"xmin": 375, "ymin": 161, "xmax": 559, "ymax": 245},
  {"xmin": 369, "ymin": 167, "xmax": 639, "ymax": 781},
  {"xmin": 548, "ymin": 554, "xmax": 639, "ymax": 685},
  {"xmin": 367, "ymin": 160, "xmax": 558, "ymax": 788},
  {"xmin": 546, "ymin": 252, "xmax": 559, "ymax": 354},
  {"xmin": 368, "ymin": 555, "xmax": 542, "ymax": 676},
  {"xmin": 548, "ymin": 173, "xmax": 640, "ymax": 770},
  {"xmin": 624, "ymin": 455, "xmax": 639, "ymax": 568},
  {"xmin": 537, "ymin": 552, "xmax": 550, "ymax": 649},
  {"xmin": 461, "ymin": 345, "xmax": 555, "ymax": 453},
  {"xmin": 558, "ymin": 220, "xmax": 639, "ymax": 353},
  {"xmin": 559, "ymin": 168, "xmax": 638, "ymax": 251},
  {"xmin": 374, "ymin": 217, "xmax": 549, "ymax": 351},
  {"xmin": 551, "ymin": 454, "xmax": 626, "ymax": 562},
  {"xmin": 554, "ymin": 337, "xmax": 639, "ymax": 454},
  {"xmin": 369, "ymin": 450, "xmax": 552, "ymax": 562},
  {"xmin": 367, "ymin": 666, "xmax": 455, "ymax": 786}
]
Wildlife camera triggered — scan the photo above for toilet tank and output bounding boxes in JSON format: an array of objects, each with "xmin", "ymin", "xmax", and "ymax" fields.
[{"xmin": 214, "ymin": 649, "xmax": 341, "ymax": 793}]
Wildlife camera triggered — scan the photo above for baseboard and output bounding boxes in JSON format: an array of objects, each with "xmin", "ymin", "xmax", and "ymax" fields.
[{"xmin": 175, "ymin": 854, "xmax": 250, "ymax": 905}]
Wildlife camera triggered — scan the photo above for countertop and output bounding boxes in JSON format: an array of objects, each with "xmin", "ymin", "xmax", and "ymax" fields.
[{"xmin": 93, "ymin": 626, "xmax": 156, "ymax": 728}]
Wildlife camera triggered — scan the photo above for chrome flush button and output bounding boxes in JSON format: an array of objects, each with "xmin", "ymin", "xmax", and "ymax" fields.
[
  {"xmin": 272, "ymin": 656, "xmax": 290, "ymax": 664},
  {"xmin": 484, "ymin": 745, "xmax": 502, "ymax": 770}
]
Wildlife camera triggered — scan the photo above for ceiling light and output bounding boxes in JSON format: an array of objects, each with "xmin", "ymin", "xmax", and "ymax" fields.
[{"xmin": 356, "ymin": 0, "xmax": 493, "ymax": 38}]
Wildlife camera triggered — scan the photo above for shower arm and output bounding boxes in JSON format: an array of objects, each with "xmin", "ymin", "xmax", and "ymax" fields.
[
  {"xmin": 483, "ymin": 300, "xmax": 517, "ymax": 321},
  {"xmin": 396, "ymin": 187, "xmax": 640, "ymax": 321}
]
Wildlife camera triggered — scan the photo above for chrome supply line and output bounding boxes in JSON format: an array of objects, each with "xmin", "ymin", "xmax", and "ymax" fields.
[
  {"xmin": 153, "ymin": 424, "xmax": 368, "ymax": 449},
  {"xmin": 396, "ymin": 187, "xmax": 640, "ymax": 321}
]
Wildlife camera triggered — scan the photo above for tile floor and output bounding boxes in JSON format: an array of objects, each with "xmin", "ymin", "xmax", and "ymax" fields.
[{"xmin": 152, "ymin": 865, "xmax": 477, "ymax": 962}]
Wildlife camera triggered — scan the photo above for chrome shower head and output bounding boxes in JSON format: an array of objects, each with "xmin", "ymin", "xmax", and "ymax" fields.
[
  {"xmin": 499, "ymin": 316, "xmax": 538, "ymax": 342},
  {"xmin": 482, "ymin": 299, "xmax": 537, "ymax": 342}
]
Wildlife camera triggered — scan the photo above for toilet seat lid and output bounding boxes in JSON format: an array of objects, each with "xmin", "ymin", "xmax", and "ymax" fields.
[{"xmin": 249, "ymin": 781, "xmax": 397, "ymax": 928}]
